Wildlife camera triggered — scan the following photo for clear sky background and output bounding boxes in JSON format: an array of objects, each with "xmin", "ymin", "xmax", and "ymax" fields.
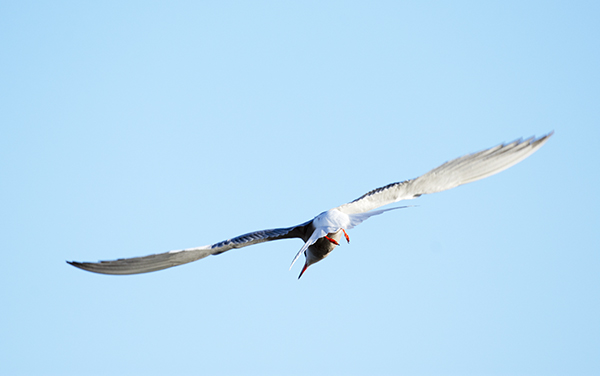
[{"xmin": 1, "ymin": 1, "xmax": 599, "ymax": 375}]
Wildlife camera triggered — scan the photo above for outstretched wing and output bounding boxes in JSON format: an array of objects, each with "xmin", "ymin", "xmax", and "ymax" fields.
[
  {"xmin": 67, "ymin": 221, "xmax": 312, "ymax": 275},
  {"xmin": 336, "ymin": 132, "xmax": 553, "ymax": 215}
]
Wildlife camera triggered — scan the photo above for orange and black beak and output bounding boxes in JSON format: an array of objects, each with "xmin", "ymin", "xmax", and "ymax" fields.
[{"xmin": 298, "ymin": 262, "xmax": 309, "ymax": 279}]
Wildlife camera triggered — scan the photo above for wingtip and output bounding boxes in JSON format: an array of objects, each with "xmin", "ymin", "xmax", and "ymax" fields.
[
  {"xmin": 66, "ymin": 260, "xmax": 85, "ymax": 270},
  {"xmin": 530, "ymin": 131, "xmax": 554, "ymax": 148},
  {"xmin": 538, "ymin": 131, "xmax": 553, "ymax": 140},
  {"xmin": 540, "ymin": 130, "xmax": 554, "ymax": 140}
]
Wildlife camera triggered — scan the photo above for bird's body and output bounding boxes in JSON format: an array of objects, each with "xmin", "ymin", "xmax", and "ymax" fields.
[{"xmin": 68, "ymin": 133, "xmax": 553, "ymax": 278}]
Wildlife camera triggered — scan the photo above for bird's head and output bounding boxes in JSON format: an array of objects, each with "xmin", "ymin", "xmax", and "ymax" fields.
[{"xmin": 297, "ymin": 239, "xmax": 337, "ymax": 279}]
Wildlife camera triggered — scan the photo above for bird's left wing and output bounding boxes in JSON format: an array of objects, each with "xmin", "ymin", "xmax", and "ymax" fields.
[
  {"xmin": 336, "ymin": 132, "xmax": 553, "ymax": 215},
  {"xmin": 68, "ymin": 222, "xmax": 311, "ymax": 275}
]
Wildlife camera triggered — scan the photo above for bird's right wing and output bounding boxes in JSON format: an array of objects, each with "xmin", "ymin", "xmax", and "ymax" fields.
[
  {"xmin": 336, "ymin": 132, "xmax": 553, "ymax": 215},
  {"xmin": 67, "ymin": 221, "xmax": 312, "ymax": 275}
]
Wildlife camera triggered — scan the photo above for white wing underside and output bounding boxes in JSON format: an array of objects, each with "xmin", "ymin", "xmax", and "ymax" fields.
[{"xmin": 336, "ymin": 133, "xmax": 553, "ymax": 215}]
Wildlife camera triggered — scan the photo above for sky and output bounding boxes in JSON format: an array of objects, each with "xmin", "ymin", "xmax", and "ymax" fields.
[{"xmin": 1, "ymin": 1, "xmax": 599, "ymax": 375}]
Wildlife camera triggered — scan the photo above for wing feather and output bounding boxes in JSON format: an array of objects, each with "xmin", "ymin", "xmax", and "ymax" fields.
[
  {"xmin": 336, "ymin": 132, "xmax": 553, "ymax": 215},
  {"xmin": 67, "ymin": 221, "xmax": 311, "ymax": 275}
]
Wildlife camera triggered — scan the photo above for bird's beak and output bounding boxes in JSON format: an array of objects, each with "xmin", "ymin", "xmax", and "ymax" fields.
[{"xmin": 298, "ymin": 262, "xmax": 309, "ymax": 279}]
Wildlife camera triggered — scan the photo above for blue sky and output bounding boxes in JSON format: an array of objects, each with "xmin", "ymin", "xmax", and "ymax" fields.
[{"xmin": 1, "ymin": 1, "xmax": 598, "ymax": 375}]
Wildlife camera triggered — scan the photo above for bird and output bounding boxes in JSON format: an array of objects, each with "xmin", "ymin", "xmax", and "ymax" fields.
[{"xmin": 68, "ymin": 132, "xmax": 553, "ymax": 279}]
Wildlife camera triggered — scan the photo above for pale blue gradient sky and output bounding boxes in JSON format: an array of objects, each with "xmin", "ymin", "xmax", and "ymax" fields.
[{"xmin": 1, "ymin": 2, "xmax": 599, "ymax": 375}]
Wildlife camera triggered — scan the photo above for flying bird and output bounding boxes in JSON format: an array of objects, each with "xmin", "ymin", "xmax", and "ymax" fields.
[{"xmin": 68, "ymin": 132, "xmax": 553, "ymax": 278}]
